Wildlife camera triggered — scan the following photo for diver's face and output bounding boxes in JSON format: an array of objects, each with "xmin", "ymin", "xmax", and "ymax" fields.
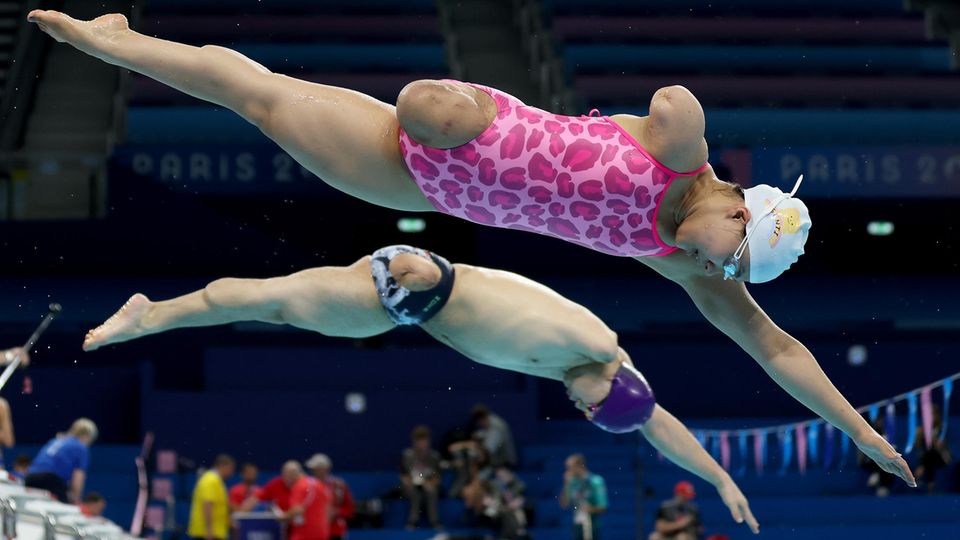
[{"xmin": 675, "ymin": 202, "xmax": 751, "ymax": 280}]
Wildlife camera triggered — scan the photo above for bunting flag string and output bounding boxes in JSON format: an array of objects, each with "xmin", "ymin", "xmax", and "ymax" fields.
[
  {"xmin": 904, "ymin": 393, "xmax": 918, "ymax": 454},
  {"xmin": 921, "ymin": 386, "xmax": 934, "ymax": 450},
  {"xmin": 675, "ymin": 371, "xmax": 959, "ymax": 475},
  {"xmin": 885, "ymin": 401, "xmax": 897, "ymax": 446},
  {"xmin": 823, "ymin": 424, "xmax": 835, "ymax": 470},
  {"xmin": 780, "ymin": 428, "xmax": 794, "ymax": 476},
  {"xmin": 941, "ymin": 379, "xmax": 953, "ymax": 443},
  {"xmin": 720, "ymin": 431, "xmax": 731, "ymax": 471},
  {"xmin": 737, "ymin": 432, "xmax": 749, "ymax": 477},
  {"xmin": 796, "ymin": 424, "xmax": 808, "ymax": 475},
  {"xmin": 840, "ymin": 431, "xmax": 850, "ymax": 471},
  {"xmin": 754, "ymin": 429, "xmax": 766, "ymax": 476},
  {"xmin": 808, "ymin": 422, "xmax": 820, "ymax": 465}
]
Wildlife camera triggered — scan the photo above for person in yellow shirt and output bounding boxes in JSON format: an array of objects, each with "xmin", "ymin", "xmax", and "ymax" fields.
[{"xmin": 188, "ymin": 454, "xmax": 236, "ymax": 540}]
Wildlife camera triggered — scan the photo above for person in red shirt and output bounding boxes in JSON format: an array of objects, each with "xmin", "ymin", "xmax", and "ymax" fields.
[
  {"xmin": 229, "ymin": 463, "xmax": 263, "ymax": 511},
  {"xmin": 306, "ymin": 454, "xmax": 355, "ymax": 540},
  {"xmin": 282, "ymin": 461, "xmax": 332, "ymax": 540},
  {"xmin": 259, "ymin": 461, "xmax": 300, "ymax": 512}
]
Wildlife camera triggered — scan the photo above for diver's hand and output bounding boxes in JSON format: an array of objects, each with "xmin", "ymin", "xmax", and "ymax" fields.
[
  {"xmin": 855, "ymin": 429, "xmax": 917, "ymax": 487},
  {"xmin": 716, "ymin": 477, "xmax": 759, "ymax": 534}
]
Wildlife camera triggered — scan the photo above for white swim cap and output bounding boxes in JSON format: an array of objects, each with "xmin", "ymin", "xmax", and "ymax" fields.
[{"xmin": 741, "ymin": 176, "xmax": 812, "ymax": 283}]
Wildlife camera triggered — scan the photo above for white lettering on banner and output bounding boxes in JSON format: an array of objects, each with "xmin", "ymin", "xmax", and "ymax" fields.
[
  {"xmin": 236, "ymin": 153, "xmax": 256, "ymax": 182},
  {"xmin": 220, "ymin": 153, "xmax": 231, "ymax": 180},
  {"xmin": 808, "ymin": 154, "xmax": 829, "ymax": 182},
  {"xmin": 780, "ymin": 154, "xmax": 802, "ymax": 180},
  {"xmin": 917, "ymin": 155, "xmax": 937, "ymax": 184},
  {"xmin": 273, "ymin": 153, "xmax": 294, "ymax": 182},
  {"xmin": 882, "ymin": 155, "xmax": 900, "ymax": 184},
  {"xmin": 190, "ymin": 153, "xmax": 212, "ymax": 181},
  {"xmin": 776, "ymin": 152, "xmax": 960, "ymax": 188},
  {"xmin": 132, "ymin": 153, "xmax": 153, "ymax": 176},
  {"xmin": 160, "ymin": 153, "xmax": 182, "ymax": 181},
  {"xmin": 129, "ymin": 152, "xmax": 258, "ymax": 182},
  {"xmin": 271, "ymin": 153, "xmax": 313, "ymax": 182},
  {"xmin": 946, "ymin": 156, "xmax": 960, "ymax": 179},
  {"xmin": 836, "ymin": 155, "xmax": 857, "ymax": 182}
]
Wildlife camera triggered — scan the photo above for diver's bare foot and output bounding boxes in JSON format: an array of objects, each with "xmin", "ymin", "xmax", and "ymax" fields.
[
  {"xmin": 27, "ymin": 10, "xmax": 130, "ymax": 61},
  {"xmin": 84, "ymin": 293, "xmax": 152, "ymax": 351}
]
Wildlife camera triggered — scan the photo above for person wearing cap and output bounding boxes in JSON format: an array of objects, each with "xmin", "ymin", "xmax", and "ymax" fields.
[
  {"xmin": 649, "ymin": 481, "xmax": 703, "ymax": 540},
  {"xmin": 560, "ymin": 454, "xmax": 608, "ymax": 540},
  {"xmin": 306, "ymin": 453, "xmax": 355, "ymax": 540}
]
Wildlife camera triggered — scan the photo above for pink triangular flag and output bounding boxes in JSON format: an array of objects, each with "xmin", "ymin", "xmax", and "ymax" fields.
[{"xmin": 796, "ymin": 424, "xmax": 808, "ymax": 475}]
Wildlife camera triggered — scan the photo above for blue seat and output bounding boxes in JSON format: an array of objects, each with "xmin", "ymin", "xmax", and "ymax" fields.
[
  {"xmin": 126, "ymin": 107, "xmax": 261, "ymax": 143},
  {"xmin": 686, "ymin": 495, "xmax": 960, "ymax": 526},
  {"xmin": 85, "ymin": 471, "xmax": 140, "ymax": 501},
  {"xmin": 338, "ymin": 471, "xmax": 401, "ymax": 499},
  {"xmin": 704, "ymin": 523, "xmax": 960, "ymax": 540},
  {"xmin": 612, "ymin": 108, "xmax": 960, "ymax": 146},
  {"xmin": 89, "ymin": 445, "xmax": 142, "ymax": 472},
  {"xmin": 232, "ymin": 43, "xmax": 446, "ymax": 73},
  {"xmin": 102, "ymin": 500, "xmax": 137, "ymax": 531},
  {"xmin": 563, "ymin": 44, "xmax": 954, "ymax": 75},
  {"xmin": 146, "ymin": 0, "xmax": 437, "ymax": 13},
  {"xmin": 545, "ymin": 0, "xmax": 906, "ymax": 16}
]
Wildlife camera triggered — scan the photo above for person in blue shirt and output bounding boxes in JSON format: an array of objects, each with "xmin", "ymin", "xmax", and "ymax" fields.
[
  {"xmin": 560, "ymin": 454, "xmax": 609, "ymax": 540},
  {"xmin": 25, "ymin": 418, "xmax": 97, "ymax": 502}
]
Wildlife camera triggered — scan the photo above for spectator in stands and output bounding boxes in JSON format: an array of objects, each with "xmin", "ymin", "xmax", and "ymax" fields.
[
  {"xmin": 25, "ymin": 417, "xmax": 97, "ymax": 502},
  {"xmin": 80, "ymin": 492, "xmax": 106, "ymax": 518},
  {"xmin": 187, "ymin": 454, "xmax": 235, "ymax": 540},
  {"xmin": 649, "ymin": 481, "xmax": 703, "ymax": 540},
  {"xmin": 401, "ymin": 425, "xmax": 442, "ymax": 531},
  {"xmin": 448, "ymin": 434, "xmax": 491, "ymax": 498},
  {"xmin": 229, "ymin": 462, "xmax": 263, "ymax": 512},
  {"xmin": 280, "ymin": 460, "xmax": 332, "ymax": 540},
  {"xmin": 914, "ymin": 405, "xmax": 953, "ymax": 492},
  {"xmin": 259, "ymin": 461, "xmax": 299, "ymax": 512},
  {"xmin": 462, "ymin": 470, "xmax": 528, "ymax": 540},
  {"xmin": 471, "ymin": 404, "xmax": 517, "ymax": 470},
  {"xmin": 306, "ymin": 453, "xmax": 355, "ymax": 540},
  {"xmin": 11, "ymin": 454, "xmax": 32, "ymax": 483},
  {"xmin": 560, "ymin": 454, "xmax": 608, "ymax": 540}
]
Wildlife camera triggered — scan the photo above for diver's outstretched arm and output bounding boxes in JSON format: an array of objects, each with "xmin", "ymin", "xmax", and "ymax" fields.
[
  {"xmin": 640, "ymin": 405, "xmax": 760, "ymax": 535},
  {"xmin": 679, "ymin": 275, "xmax": 917, "ymax": 487}
]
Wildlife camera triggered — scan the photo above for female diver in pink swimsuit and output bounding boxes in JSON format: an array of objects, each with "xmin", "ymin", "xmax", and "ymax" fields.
[{"xmin": 29, "ymin": 10, "xmax": 914, "ymax": 486}]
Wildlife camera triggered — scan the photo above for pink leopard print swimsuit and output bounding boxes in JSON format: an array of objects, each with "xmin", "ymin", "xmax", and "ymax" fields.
[{"xmin": 398, "ymin": 82, "xmax": 709, "ymax": 257}]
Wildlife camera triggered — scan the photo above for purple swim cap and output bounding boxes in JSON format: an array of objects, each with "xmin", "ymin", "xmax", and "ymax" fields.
[{"xmin": 589, "ymin": 363, "xmax": 656, "ymax": 434}]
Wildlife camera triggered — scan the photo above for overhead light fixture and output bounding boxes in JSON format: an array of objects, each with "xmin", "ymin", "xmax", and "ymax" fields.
[
  {"xmin": 867, "ymin": 221, "xmax": 894, "ymax": 236},
  {"xmin": 397, "ymin": 217, "xmax": 426, "ymax": 233}
]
